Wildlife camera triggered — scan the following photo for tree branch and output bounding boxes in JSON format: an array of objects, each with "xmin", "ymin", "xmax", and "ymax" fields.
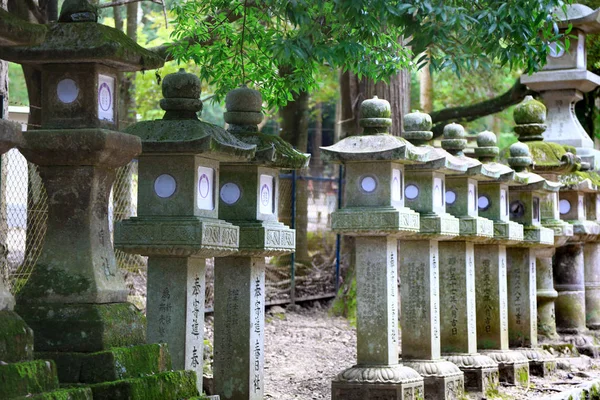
[
  {"xmin": 430, "ymin": 78, "xmax": 535, "ymax": 138},
  {"xmin": 98, "ymin": 0, "xmax": 162, "ymax": 9}
]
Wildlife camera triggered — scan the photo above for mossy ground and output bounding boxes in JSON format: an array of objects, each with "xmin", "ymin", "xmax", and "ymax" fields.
[{"xmin": 89, "ymin": 370, "xmax": 199, "ymax": 400}]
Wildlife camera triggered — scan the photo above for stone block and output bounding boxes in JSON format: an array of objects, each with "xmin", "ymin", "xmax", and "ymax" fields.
[
  {"xmin": 89, "ymin": 370, "xmax": 199, "ymax": 400},
  {"xmin": 484, "ymin": 351, "xmax": 530, "ymax": 387},
  {"xmin": 445, "ymin": 354, "xmax": 499, "ymax": 393},
  {"xmin": 15, "ymin": 303, "xmax": 145, "ymax": 352},
  {"xmin": 332, "ymin": 206, "xmax": 420, "ymax": 236},
  {"xmin": 402, "ymin": 360, "xmax": 464, "ymax": 400},
  {"xmin": 331, "ymin": 365, "xmax": 424, "ymax": 400},
  {"xmin": 517, "ymin": 348, "xmax": 556, "ymax": 377},
  {"xmin": 37, "ymin": 343, "xmax": 171, "ymax": 384},
  {"xmin": 0, "ymin": 310, "xmax": 34, "ymax": 363},
  {"xmin": 492, "ymin": 221, "xmax": 524, "ymax": 244},
  {"xmin": 458, "ymin": 216, "xmax": 494, "ymax": 240},
  {"xmin": 12, "ymin": 387, "xmax": 93, "ymax": 400},
  {"xmin": 0, "ymin": 359, "xmax": 59, "ymax": 398}
]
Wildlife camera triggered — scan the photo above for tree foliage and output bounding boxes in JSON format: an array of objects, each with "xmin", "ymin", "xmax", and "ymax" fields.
[{"xmin": 169, "ymin": 0, "xmax": 570, "ymax": 109}]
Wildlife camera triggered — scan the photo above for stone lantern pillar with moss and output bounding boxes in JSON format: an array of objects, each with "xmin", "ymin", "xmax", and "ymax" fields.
[
  {"xmin": 399, "ymin": 112, "xmax": 467, "ymax": 399},
  {"xmin": 212, "ymin": 86, "xmax": 309, "ymax": 400},
  {"xmin": 436, "ymin": 123, "xmax": 502, "ymax": 394},
  {"xmin": 321, "ymin": 97, "xmax": 426, "ymax": 400},
  {"xmin": 115, "ymin": 69, "xmax": 256, "ymax": 392}
]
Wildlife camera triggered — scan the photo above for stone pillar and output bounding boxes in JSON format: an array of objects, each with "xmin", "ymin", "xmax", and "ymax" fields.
[
  {"xmin": 536, "ymin": 247, "xmax": 559, "ymax": 339},
  {"xmin": 507, "ymin": 248, "xmax": 537, "ymax": 348},
  {"xmin": 400, "ymin": 239, "xmax": 464, "ymax": 399},
  {"xmin": 474, "ymin": 245, "xmax": 529, "ymax": 386},
  {"xmin": 584, "ymin": 242, "xmax": 600, "ymax": 330},
  {"xmin": 147, "ymin": 257, "xmax": 206, "ymax": 390},
  {"xmin": 214, "ymin": 257, "xmax": 265, "ymax": 400},
  {"xmin": 554, "ymin": 243, "xmax": 586, "ymax": 334},
  {"xmin": 439, "ymin": 241, "xmax": 499, "ymax": 393}
]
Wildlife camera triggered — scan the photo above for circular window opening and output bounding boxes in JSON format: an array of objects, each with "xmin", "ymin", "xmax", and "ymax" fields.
[
  {"xmin": 446, "ymin": 190, "xmax": 457, "ymax": 205},
  {"xmin": 220, "ymin": 182, "xmax": 241, "ymax": 205},
  {"xmin": 154, "ymin": 174, "xmax": 177, "ymax": 198},
  {"xmin": 360, "ymin": 176, "xmax": 377, "ymax": 193},
  {"xmin": 549, "ymin": 41, "xmax": 565, "ymax": 58},
  {"xmin": 559, "ymin": 199, "xmax": 571, "ymax": 215},
  {"xmin": 57, "ymin": 79, "xmax": 79, "ymax": 104},
  {"xmin": 478, "ymin": 195, "xmax": 491, "ymax": 211},
  {"xmin": 510, "ymin": 200, "xmax": 526, "ymax": 218},
  {"xmin": 405, "ymin": 184, "xmax": 419, "ymax": 200}
]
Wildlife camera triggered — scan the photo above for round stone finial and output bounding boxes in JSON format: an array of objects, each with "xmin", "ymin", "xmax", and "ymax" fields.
[
  {"xmin": 59, "ymin": 0, "xmax": 98, "ymax": 23},
  {"xmin": 402, "ymin": 111, "xmax": 433, "ymax": 145},
  {"xmin": 224, "ymin": 86, "xmax": 264, "ymax": 130},
  {"xmin": 474, "ymin": 130, "xmax": 499, "ymax": 162},
  {"xmin": 159, "ymin": 69, "xmax": 203, "ymax": 119},
  {"xmin": 508, "ymin": 142, "xmax": 533, "ymax": 172},
  {"xmin": 441, "ymin": 123, "xmax": 467, "ymax": 155},
  {"xmin": 513, "ymin": 95, "xmax": 547, "ymax": 141},
  {"xmin": 359, "ymin": 97, "xmax": 392, "ymax": 135}
]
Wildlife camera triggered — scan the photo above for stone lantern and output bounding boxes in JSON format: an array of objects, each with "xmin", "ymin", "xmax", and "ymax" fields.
[
  {"xmin": 584, "ymin": 188, "xmax": 600, "ymax": 331},
  {"xmin": 321, "ymin": 97, "xmax": 425, "ymax": 400},
  {"xmin": 471, "ymin": 131, "xmax": 531, "ymax": 385},
  {"xmin": 520, "ymin": 3, "xmax": 600, "ymax": 169},
  {"xmin": 505, "ymin": 141, "xmax": 559, "ymax": 376},
  {"xmin": 115, "ymin": 70, "xmax": 256, "ymax": 391},
  {"xmin": 212, "ymin": 86, "xmax": 309, "ymax": 400},
  {"xmin": 436, "ymin": 123, "xmax": 501, "ymax": 394},
  {"xmin": 399, "ymin": 112, "xmax": 467, "ymax": 399}
]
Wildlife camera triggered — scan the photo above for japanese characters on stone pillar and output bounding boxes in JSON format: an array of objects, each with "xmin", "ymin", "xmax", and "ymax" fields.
[
  {"xmin": 436, "ymin": 123, "xmax": 500, "ymax": 394},
  {"xmin": 0, "ymin": 0, "xmax": 164, "ymax": 353},
  {"xmin": 504, "ymin": 135, "xmax": 559, "ymax": 377},
  {"xmin": 322, "ymin": 97, "xmax": 425, "ymax": 400},
  {"xmin": 115, "ymin": 69, "xmax": 256, "ymax": 392},
  {"xmin": 213, "ymin": 86, "xmax": 308, "ymax": 400},
  {"xmin": 470, "ymin": 132, "xmax": 530, "ymax": 386},
  {"xmin": 521, "ymin": 4, "xmax": 600, "ymax": 169},
  {"xmin": 399, "ymin": 111, "xmax": 466, "ymax": 400},
  {"xmin": 584, "ymin": 190, "xmax": 600, "ymax": 331}
]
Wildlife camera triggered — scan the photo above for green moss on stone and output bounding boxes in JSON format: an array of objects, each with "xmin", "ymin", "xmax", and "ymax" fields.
[
  {"xmin": 0, "ymin": 310, "xmax": 34, "ymax": 363},
  {"xmin": 16, "ymin": 265, "xmax": 91, "ymax": 301},
  {"xmin": 516, "ymin": 366, "xmax": 529, "ymax": 388},
  {"xmin": 12, "ymin": 387, "xmax": 93, "ymax": 400},
  {"xmin": 0, "ymin": 359, "xmax": 59, "ymax": 398},
  {"xmin": 527, "ymin": 141, "xmax": 568, "ymax": 166},
  {"xmin": 0, "ymin": 8, "xmax": 47, "ymax": 46},
  {"xmin": 236, "ymin": 131, "xmax": 310, "ymax": 169},
  {"xmin": 89, "ymin": 370, "xmax": 199, "ymax": 400}
]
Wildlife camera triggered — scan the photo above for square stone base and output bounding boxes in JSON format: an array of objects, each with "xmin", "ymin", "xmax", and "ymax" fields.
[
  {"xmin": 530, "ymin": 360, "xmax": 556, "ymax": 377},
  {"xmin": 15, "ymin": 302, "xmax": 145, "ymax": 352},
  {"xmin": 332, "ymin": 381, "xmax": 423, "ymax": 400},
  {"xmin": 403, "ymin": 360, "xmax": 464, "ymax": 400},
  {"xmin": 481, "ymin": 351, "xmax": 530, "ymax": 387},
  {"xmin": 462, "ymin": 367, "xmax": 499, "ymax": 393}
]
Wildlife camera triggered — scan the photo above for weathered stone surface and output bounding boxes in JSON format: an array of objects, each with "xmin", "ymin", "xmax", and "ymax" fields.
[
  {"xmin": 0, "ymin": 359, "xmax": 59, "ymax": 398},
  {"xmin": 507, "ymin": 247, "xmax": 538, "ymax": 348},
  {"xmin": 214, "ymin": 257, "xmax": 266, "ymax": 400},
  {"xmin": 401, "ymin": 360, "xmax": 464, "ymax": 400},
  {"xmin": 482, "ymin": 351, "xmax": 530, "ymax": 387},
  {"xmin": 554, "ymin": 243, "xmax": 587, "ymax": 333},
  {"xmin": 14, "ymin": 303, "xmax": 145, "ymax": 352},
  {"xmin": 146, "ymin": 257, "xmax": 205, "ymax": 390},
  {"xmin": 537, "ymin": 247, "xmax": 559, "ymax": 339},
  {"xmin": 0, "ymin": 310, "xmax": 34, "ymax": 363},
  {"xmin": 332, "ymin": 365, "xmax": 424, "ymax": 400},
  {"xmin": 12, "ymin": 387, "xmax": 93, "ymax": 400},
  {"xmin": 0, "ymin": 9, "xmax": 47, "ymax": 47},
  {"xmin": 585, "ymin": 241, "xmax": 600, "ymax": 330},
  {"xmin": 516, "ymin": 347, "xmax": 557, "ymax": 377},
  {"xmin": 444, "ymin": 354, "xmax": 498, "ymax": 393},
  {"xmin": 36, "ymin": 344, "xmax": 171, "ymax": 384},
  {"xmin": 89, "ymin": 370, "xmax": 199, "ymax": 400}
]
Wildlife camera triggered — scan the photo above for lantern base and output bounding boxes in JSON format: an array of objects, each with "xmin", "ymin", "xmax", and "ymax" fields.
[{"xmin": 332, "ymin": 364, "xmax": 424, "ymax": 400}]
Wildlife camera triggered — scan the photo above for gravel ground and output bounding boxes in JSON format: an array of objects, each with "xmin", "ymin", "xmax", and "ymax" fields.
[{"xmin": 205, "ymin": 302, "xmax": 600, "ymax": 399}]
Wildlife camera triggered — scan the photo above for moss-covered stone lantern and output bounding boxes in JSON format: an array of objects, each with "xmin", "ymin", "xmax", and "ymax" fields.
[
  {"xmin": 321, "ymin": 97, "xmax": 425, "ymax": 400},
  {"xmin": 212, "ymin": 86, "xmax": 309, "ymax": 400},
  {"xmin": 115, "ymin": 70, "xmax": 255, "ymax": 392},
  {"xmin": 0, "ymin": 0, "xmax": 163, "ymax": 352},
  {"xmin": 399, "ymin": 112, "xmax": 467, "ymax": 399},
  {"xmin": 436, "ymin": 124, "xmax": 503, "ymax": 394},
  {"xmin": 470, "ymin": 131, "xmax": 531, "ymax": 385}
]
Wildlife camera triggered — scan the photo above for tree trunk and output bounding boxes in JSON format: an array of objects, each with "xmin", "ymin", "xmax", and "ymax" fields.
[
  {"xmin": 311, "ymin": 102, "xmax": 323, "ymax": 175},
  {"xmin": 419, "ymin": 58, "xmax": 433, "ymax": 113},
  {"xmin": 279, "ymin": 89, "xmax": 311, "ymax": 264},
  {"xmin": 339, "ymin": 70, "xmax": 411, "ymax": 138}
]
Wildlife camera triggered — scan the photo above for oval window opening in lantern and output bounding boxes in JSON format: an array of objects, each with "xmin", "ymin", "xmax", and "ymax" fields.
[
  {"xmin": 559, "ymin": 199, "xmax": 571, "ymax": 215},
  {"xmin": 446, "ymin": 190, "xmax": 456, "ymax": 205},
  {"xmin": 220, "ymin": 182, "xmax": 241, "ymax": 205},
  {"xmin": 510, "ymin": 200, "xmax": 525, "ymax": 218},
  {"xmin": 57, "ymin": 79, "xmax": 79, "ymax": 104},
  {"xmin": 405, "ymin": 184, "xmax": 419, "ymax": 200},
  {"xmin": 360, "ymin": 176, "xmax": 377, "ymax": 193},
  {"xmin": 478, "ymin": 195, "xmax": 491, "ymax": 211},
  {"xmin": 154, "ymin": 174, "xmax": 177, "ymax": 198}
]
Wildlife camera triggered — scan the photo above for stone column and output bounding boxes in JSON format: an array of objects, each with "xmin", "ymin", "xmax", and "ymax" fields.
[
  {"xmin": 536, "ymin": 247, "xmax": 559, "ymax": 339},
  {"xmin": 554, "ymin": 243, "xmax": 586, "ymax": 334},
  {"xmin": 507, "ymin": 248, "xmax": 537, "ymax": 348},
  {"xmin": 439, "ymin": 241, "xmax": 499, "ymax": 393},
  {"xmin": 584, "ymin": 242, "xmax": 600, "ymax": 330},
  {"xmin": 474, "ymin": 245, "xmax": 529, "ymax": 386},
  {"xmin": 332, "ymin": 236, "xmax": 423, "ymax": 400},
  {"xmin": 214, "ymin": 257, "xmax": 265, "ymax": 400},
  {"xmin": 147, "ymin": 257, "xmax": 206, "ymax": 390},
  {"xmin": 400, "ymin": 240, "xmax": 464, "ymax": 399}
]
